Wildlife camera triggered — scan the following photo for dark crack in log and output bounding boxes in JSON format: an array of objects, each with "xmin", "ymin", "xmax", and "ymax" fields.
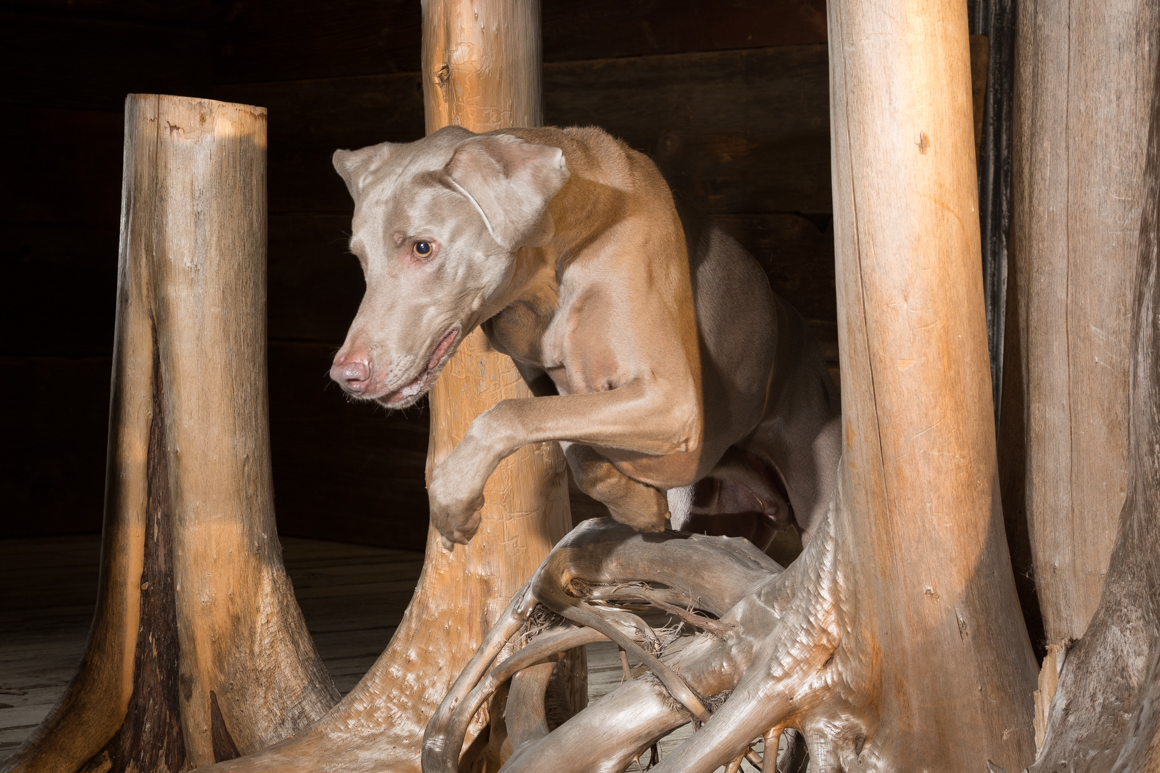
[
  {"xmin": 210, "ymin": 692, "xmax": 242, "ymax": 764},
  {"xmin": 78, "ymin": 339, "xmax": 187, "ymax": 773}
]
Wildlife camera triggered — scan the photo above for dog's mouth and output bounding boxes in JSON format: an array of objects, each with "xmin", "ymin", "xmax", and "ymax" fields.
[{"xmin": 376, "ymin": 327, "xmax": 461, "ymax": 408}]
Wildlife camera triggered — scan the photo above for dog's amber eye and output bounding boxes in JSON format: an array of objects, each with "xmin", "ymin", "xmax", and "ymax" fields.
[{"xmin": 412, "ymin": 241, "xmax": 433, "ymax": 259}]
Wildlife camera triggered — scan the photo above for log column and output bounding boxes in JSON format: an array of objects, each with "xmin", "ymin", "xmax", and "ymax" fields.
[
  {"xmin": 420, "ymin": 0, "xmax": 580, "ymax": 749},
  {"xmin": 2, "ymin": 94, "xmax": 338, "ymax": 773},
  {"xmin": 1029, "ymin": 39, "xmax": 1160, "ymax": 770},
  {"xmin": 828, "ymin": 0, "xmax": 1038, "ymax": 768},
  {"xmin": 999, "ymin": 0, "xmax": 1159, "ymax": 737}
]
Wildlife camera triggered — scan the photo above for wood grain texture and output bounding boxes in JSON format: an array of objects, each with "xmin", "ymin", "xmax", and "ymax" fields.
[
  {"xmin": 972, "ymin": 0, "xmax": 1018, "ymax": 427},
  {"xmin": 1000, "ymin": 0, "xmax": 1160, "ymax": 647},
  {"xmin": 210, "ymin": 0, "xmax": 825, "ymax": 87},
  {"xmin": 0, "ymin": 107, "xmax": 124, "ymax": 227},
  {"xmin": 3, "ymin": 36, "xmax": 837, "ymax": 553},
  {"xmin": 5, "ymin": 47, "xmax": 834, "ymax": 346},
  {"xmin": 0, "ymin": 0, "xmax": 222, "ymax": 24},
  {"xmin": 0, "ymin": 94, "xmax": 339, "ymax": 773},
  {"xmin": 2, "ymin": 47, "xmax": 833, "ymax": 225},
  {"xmin": 1, "ymin": 536, "xmax": 660, "ymax": 769},
  {"xmin": 828, "ymin": 0, "xmax": 1037, "ymax": 767},
  {"xmin": 419, "ymin": 0, "xmax": 578, "ymax": 752},
  {"xmin": 210, "ymin": 45, "xmax": 832, "ymax": 217},
  {"xmin": 970, "ymin": 34, "xmax": 990, "ymax": 154},
  {"xmin": 266, "ymin": 341, "xmax": 432, "ymax": 551},
  {"xmin": 0, "ymin": 536, "xmax": 426, "ymax": 766},
  {"xmin": 138, "ymin": 96, "xmax": 338, "ymax": 765},
  {"xmin": 0, "ymin": 224, "xmax": 119, "ymax": 358},
  {"xmin": 548, "ymin": 46, "xmax": 831, "ymax": 215},
  {"xmin": 0, "ymin": 357, "xmax": 112, "ymax": 538},
  {"xmin": 261, "ymin": 211, "xmax": 836, "ymax": 347},
  {"xmin": 1028, "ymin": 46, "xmax": 1160, "ymax": 768}
]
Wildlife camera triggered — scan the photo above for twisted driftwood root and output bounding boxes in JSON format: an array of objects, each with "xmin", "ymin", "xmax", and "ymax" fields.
[{"xmin": 424, "ymin": 493, "xmax": 874, "ymax": 773}]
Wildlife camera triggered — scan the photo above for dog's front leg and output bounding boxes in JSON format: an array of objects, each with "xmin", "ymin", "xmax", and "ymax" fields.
[{"xmin": 429, "ymin": 378, "xmax": 699, "ymax": 545}]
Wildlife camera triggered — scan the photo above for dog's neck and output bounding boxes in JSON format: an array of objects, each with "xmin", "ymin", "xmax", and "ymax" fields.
[{"xmin": 481, "ymin": 151, "xmax": 628, "ymax": 365}]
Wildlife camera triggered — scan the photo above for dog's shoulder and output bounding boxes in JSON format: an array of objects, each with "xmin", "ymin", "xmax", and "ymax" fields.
[
  {"xmin": 562, "ymin": 126, "xmax": 647, "ymax": 174},
  {"xmin": 504, "ymin": 127, "xmax": 636, "ymax": 180}
]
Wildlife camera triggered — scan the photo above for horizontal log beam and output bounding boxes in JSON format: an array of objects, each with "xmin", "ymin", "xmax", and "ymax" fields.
[
  {"xmin": 0, "ymin": 107, "xmax": 123, "ymax": 226},
  {"xmin": 211, "ymin": 45, "xmax": 832, "ymax": 215},
  {"xmin": 0, "ymin": 1, "xmax": 827, "ymax": 111},
  {"xmin": 0, "ymin": 356, "xmax": 112, "ymax": 538},
  {"xmin": 0, "ymin": 12, "xmax": 210, "ymax": 111},
  {"xmin": 0, "ymin": 0, "xmax": 222, "ymax": 23}
]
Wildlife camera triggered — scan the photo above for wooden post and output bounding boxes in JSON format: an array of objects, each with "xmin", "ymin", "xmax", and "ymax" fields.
[
  {"xmin": 828, "ymin": 0, "xmax": 1038, "ymax": 767},
  {"xmin": 200, "ymin": 3, "xmax": 574, "ymax": 772},
  {"xmin": 420, "ymin": 0, "xmax": 580, "ymax": 757},
  {"xmin": 999, "ymin": 0, "xmax": 1160, "ymax": 736},
  {"xmin": 1, "ymin": 95, "xmax": 339, "ymax": 773},
  {"xmin": 1029, "ymin": 42, "xmax": 1160, "ymax": 768}
]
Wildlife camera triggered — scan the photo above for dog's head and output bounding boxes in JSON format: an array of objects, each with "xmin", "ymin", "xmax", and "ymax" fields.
[{"xmin": 329, "ymin": 127, "xmax": 569, "ymax": 408}]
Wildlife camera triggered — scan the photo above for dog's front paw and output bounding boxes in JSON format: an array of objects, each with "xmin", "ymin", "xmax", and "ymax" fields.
[{"xmin": 428, "ymin": 465, "xmax": 486, "ymax": 549}]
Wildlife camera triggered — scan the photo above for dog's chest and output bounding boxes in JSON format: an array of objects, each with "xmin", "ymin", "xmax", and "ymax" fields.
[
  {"xmin": 487, "ymin": 289, "xmax": 583, "ymax": 394},
  {"xmin": 486, "ymin": 297, "xmax": 564, "ymax": 361}
]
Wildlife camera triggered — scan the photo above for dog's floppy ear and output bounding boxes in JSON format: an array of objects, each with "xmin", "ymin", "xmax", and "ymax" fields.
[
  {"xmin": 333, "ymin": 143, "xmax": 391, "ymax": 200},
  {"xmin": 443, "ymin": 135, "xmax": 570, "ymax": 250}
]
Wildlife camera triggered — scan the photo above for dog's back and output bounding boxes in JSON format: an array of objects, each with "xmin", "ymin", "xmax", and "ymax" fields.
[{"xmin": 670, "ymin": 200, "xmax": 842, "ymax": 550}]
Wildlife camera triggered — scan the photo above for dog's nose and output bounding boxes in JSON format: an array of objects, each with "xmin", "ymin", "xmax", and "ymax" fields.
[{"xmin": 331, "ymin": 354, "xmax": 371, "ymax": 394}]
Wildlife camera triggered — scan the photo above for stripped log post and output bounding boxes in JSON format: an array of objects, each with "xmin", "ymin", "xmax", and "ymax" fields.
[
  {"xmin": 420, "ymin": 0, "xmax": 584, "ymax": 742},
  {"xmin": 999, "ymin": 0, "xmax": 1160, "ymax": 739},
  {"xmin": 826, "ymin": 0, "xmax": 1039, "ymax": 766},
  {"xmin": 1, "ymin": 95, "xmax": 339, "ymax": 773},
  {"xmin": 1028, "ymin": 42, "xmax": 1160, "ymax": 768}
]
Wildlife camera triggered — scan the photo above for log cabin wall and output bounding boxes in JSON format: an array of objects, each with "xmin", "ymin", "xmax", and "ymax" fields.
[{"xmin": 0, "ymin": 0, "xmax": 833, "ymax": 549}]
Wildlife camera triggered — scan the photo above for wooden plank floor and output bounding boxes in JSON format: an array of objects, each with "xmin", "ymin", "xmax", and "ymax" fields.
[{"xmin": 0, "ymin": 535, "xmax": 776, "ymax": 771}]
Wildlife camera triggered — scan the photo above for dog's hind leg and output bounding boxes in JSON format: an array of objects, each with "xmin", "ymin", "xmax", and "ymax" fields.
[{"xmin": 562, "ymin": 443, "xmax": 669, "ymax": 532}]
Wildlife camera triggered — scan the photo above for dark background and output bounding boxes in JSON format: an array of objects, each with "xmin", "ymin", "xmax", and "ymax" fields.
[{"xmin": 0, "ymin": 0, "xmax": 836, "ymax": 551}]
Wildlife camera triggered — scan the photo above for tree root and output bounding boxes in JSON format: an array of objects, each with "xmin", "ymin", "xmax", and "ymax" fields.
[{"xmin": 423, "ymin": 498, "xmax": 876, "ymax": 773}]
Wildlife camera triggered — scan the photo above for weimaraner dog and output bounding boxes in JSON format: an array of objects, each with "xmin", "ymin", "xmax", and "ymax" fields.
[{"xmin": 330, "ymin": 125, "xmax": 841, "ymax": 552}]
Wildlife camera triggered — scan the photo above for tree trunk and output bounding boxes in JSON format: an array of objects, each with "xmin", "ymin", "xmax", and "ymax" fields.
[
  {"xmin": 824, "ymin": 0, "xmax": 1038, "ymax": 765},
  {"xmin": 1, "ymin": 94, "xmax": 339, "ymax": 773},
  {"xmin": 999, "ymin": 0, "xmax": 1159, "ymax": 738},
  {"xmin": 422, "ymin": 0, "xmax": 583, "ymax": 753},
  {"xmin": 1026, "ymin": 41, "xmax": 1160, "ymax": 773},
  {"xmin": 204, "ymin": 2, "xmax": 576, "ymax": 772}
]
